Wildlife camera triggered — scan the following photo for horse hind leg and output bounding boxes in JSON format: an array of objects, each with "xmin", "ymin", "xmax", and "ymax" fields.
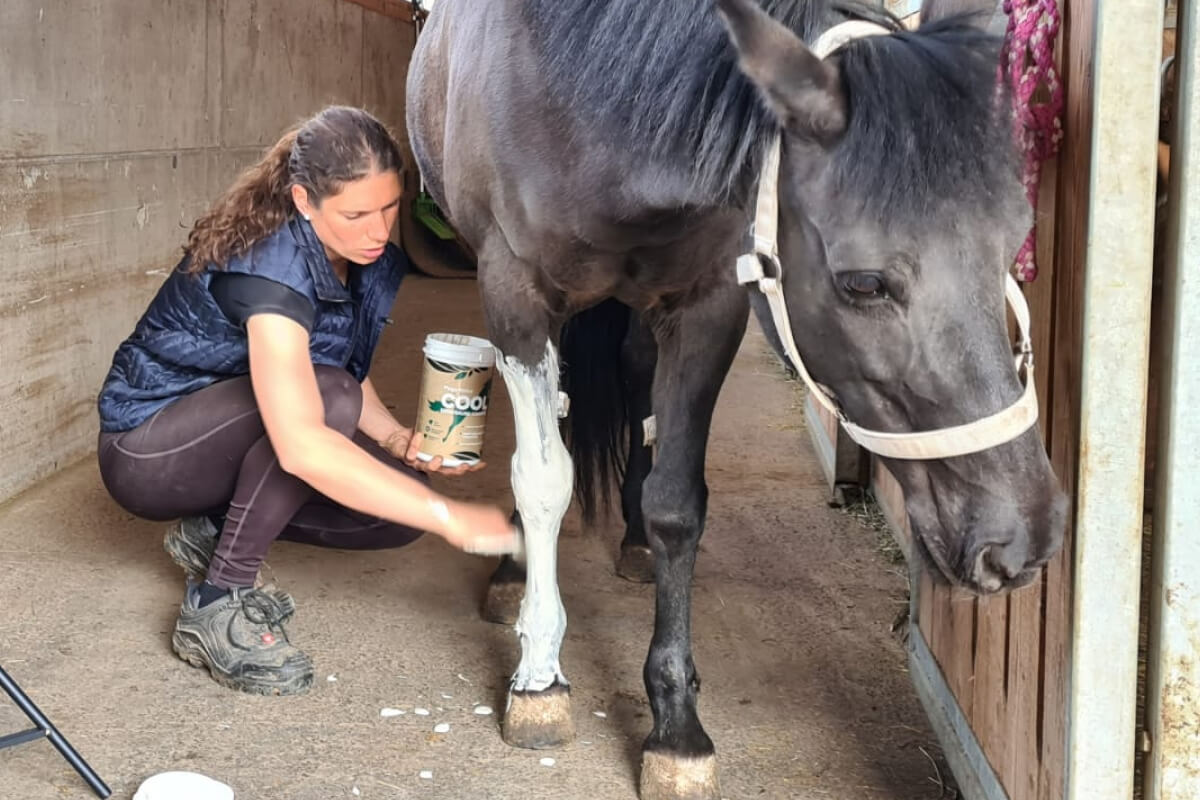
[{"xmin": 617, "ymin": 312, "xmax": 657, "ymax": 583}]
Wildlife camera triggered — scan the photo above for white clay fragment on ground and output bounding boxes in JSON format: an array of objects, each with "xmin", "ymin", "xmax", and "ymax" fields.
[
  {"xmin": 327, "ymin": 675, "xmax": 337, "ymax": 682},
  {"xmin": 133, "ymin": 772, "xmax": 233, "ymax": 800},
  {"xmin": 540, "ymin": 758, "xmax": 556, "ymax": 767},
  {"xmin": 414, "ymin": 707, "xmax": 430, "ymax": 716},
  {"xmin": 351, "ymin": 788, "xmax": 360, "ymax": 796},
  {"xmin": 434, "ymin": 722, "xmax": 450, "ymax": 733},
  {"xmin": 419, "ymin": 771, "xmax": 433, "ymax": 780},
  {"xmin": 440, "ymin": 693, "xmax": 453, "ymax": 699},
  {"xmin": 592, "ymin": 711, "xmax": 607, "ymax": 718},
  {"xmin": 473, "ymin": 705, "xmax": 493, "ymax": 716},
  {"xmin": 380, "ymin": 708, "xmax": 404, "ymax": 717},
  {"xmin": 456, "ymin": 673, "xmax": 471, "ymax": 684}
]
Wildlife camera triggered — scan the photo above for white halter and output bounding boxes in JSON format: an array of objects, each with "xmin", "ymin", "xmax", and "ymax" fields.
[{"xmin": 735, "ymin": 21, "xmax": 1039, "ymax": 461}]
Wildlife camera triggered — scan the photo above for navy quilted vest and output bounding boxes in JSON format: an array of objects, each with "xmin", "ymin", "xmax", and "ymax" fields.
[{"xmin": 98, "ymin": 217, "xmax": 406, "ymax": 433}]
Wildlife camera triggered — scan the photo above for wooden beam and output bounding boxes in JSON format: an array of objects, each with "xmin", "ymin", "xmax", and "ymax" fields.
[
  {"xmin": 1040, "ymin": 0, "xmax": 1094, "ymax": 794},
  {"xmin": 341, "ymin": 0, "xmax": 415, "ymax": 22},
  {"xmin": 1066, "ymin": 0, "xmax": 1163, "ymax": 797}
]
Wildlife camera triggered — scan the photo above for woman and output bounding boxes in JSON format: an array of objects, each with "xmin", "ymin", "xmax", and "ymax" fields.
[{"xmin": 97, "ymin": 106, "xmax": 518, "ymax": 696}]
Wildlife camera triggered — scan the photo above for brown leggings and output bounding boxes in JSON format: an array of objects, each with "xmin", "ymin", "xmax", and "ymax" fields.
[{"xmin": 98, "ymin": 366, "xmax": 425, "ymax": 589}]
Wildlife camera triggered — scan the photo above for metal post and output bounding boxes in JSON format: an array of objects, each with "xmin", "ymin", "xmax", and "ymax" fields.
[
  {"xmin": 1066, "ymin": 0, "xmax": 1164, "ymax": 798},
  {"xmin": 0, "ymin": 665, "xmax": 111, "ymax": 799},
  {"xmin": 1144, "ymin": 0, "xmax": 1200, "ymax": 796}
]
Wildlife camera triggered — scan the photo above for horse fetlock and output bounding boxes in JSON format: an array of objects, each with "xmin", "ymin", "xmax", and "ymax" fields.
[
  {"xmin": 482, "ymin": 578, "xmax": 524, "ymax": 625},
  {"xmin": 645, "ymin": 656, "xmax": 700, "ymax": 704},
  {"xmin": 639, "ymin": 751, "xmax": 720, "ymax": 800},
  {"xmin": 514, "ymin": 623, "xmax": 566, "ymax": 681},
  {"xmin": 483, "ymin": 556, "xmax": 526, "ymax": 624},
  {"xmin": 617, "ymin": 542, "xmax": 657, "ymax": 583},
  {"xmin": 503, "ymin": 682, "xmax": 576, "ymax": 749},
  {"xmin": 513, "ymin": 590, "xmax": 567, "ymax": 684}
]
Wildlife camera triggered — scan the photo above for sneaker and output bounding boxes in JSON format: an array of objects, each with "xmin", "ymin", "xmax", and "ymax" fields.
[
  {"xmin": 171, "ymin": 586, "xmax": 313, "ymax": 696},
  {"xmin": 163, "ymin": 517, "xmax": 219, "ymax": 581},
  {"xmin": 164, "ymin": 517, "xmax": 296, "ymax": 619}
]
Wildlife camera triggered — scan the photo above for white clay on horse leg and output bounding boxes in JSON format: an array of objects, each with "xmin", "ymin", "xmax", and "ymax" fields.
[{"xmin": 495, "ymin": 340, "xmax": 573, "ymax": 693}]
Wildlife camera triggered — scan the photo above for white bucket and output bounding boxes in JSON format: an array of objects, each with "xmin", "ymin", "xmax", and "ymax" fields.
[{"xmin": 414, "ymin": 333, "xmax": 496, "ymax": 467}]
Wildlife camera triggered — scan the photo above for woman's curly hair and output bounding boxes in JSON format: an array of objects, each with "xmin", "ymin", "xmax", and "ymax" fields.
[{"xmin": 185, "ymin": 106, "xmax": 403, "ymax": 271}]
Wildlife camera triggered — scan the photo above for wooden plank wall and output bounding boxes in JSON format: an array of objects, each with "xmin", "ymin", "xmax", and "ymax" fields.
[
  {"xmin": 901, "ymin": 1, "xmax": 1096, "ymax": 799},
  {"xmin": 342, "ymin": 0, "xmax": 415, "ymax": 20}
]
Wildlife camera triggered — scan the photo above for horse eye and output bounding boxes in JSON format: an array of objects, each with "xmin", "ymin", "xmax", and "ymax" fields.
[{"xmin": 840, "ymin": 272, "xmax": 888, "ymax": 298}]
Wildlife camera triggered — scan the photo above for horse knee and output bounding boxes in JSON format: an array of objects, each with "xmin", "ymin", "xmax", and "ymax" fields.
[
  {"xmin": 642, "ymin": 476, "xmax": 706, "ymax": 557},
  {"xmin": 313, "ymin": 366, "xmax": 363, "ymax": 436},
  {"xmin": 512, "ymin": 435, "xmax": 572, "ymax": 521}
]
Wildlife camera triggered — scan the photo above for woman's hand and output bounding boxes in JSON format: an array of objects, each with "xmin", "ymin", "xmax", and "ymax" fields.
[
  {"xmin": 428, "ymin": 497, "xmax": 523, "ymax": 556},
  {"xmin": 245, "ymin": 320, "xmax": 501, "ymax": 544},
  {"xmin": 380, "ymin": 426, "xmax": 416, "ymax": 459},
  {"xmin": 387, "ymin": 429, "xmax": 486, "ymax": 476}
]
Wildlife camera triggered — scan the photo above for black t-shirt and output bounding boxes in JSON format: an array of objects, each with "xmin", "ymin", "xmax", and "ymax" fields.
[{"xmin": 210, "ymin": 273, "xmax": 316, "ymax": 332}]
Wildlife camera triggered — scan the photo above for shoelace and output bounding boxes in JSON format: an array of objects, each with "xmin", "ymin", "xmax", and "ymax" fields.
[{"xmin": 238, "ymin": 588, "xmax": 290, "ymax": 632}]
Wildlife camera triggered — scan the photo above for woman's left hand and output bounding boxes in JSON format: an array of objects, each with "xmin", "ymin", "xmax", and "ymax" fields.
[
  {"xmin": 380, "ymin": 426, "xmax": 415, "ymax": 459},
  {"xmin": 389, "ymin": 429, "xmax": 486, "ymax": 476}
]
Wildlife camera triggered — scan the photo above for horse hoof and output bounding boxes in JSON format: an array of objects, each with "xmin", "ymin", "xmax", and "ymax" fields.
[
  {"xmin": 640, "ymin": 752, "xmax": 721, "ymax": 800},
  {"xmin": 616, "ymin": 544, "xmax": 656, "ymax": 583},
  {"xmin": 502, "ymin": 683, "xmax": 575, "ymax": 749},
  {"xmin": 482, "ymin": 579, "xmax": 523, "ymax": 625}
]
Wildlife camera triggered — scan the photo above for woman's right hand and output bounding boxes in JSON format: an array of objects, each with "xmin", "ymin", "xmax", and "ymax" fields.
[{"xmin": 433, "ymin": 498, "xmax": 523, "ymax": 556}]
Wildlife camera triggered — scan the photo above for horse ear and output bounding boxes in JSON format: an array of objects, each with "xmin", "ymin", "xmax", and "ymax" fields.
[{"xmin": 716, "ymin": 0, "xmax": 847, "ymax": 145}]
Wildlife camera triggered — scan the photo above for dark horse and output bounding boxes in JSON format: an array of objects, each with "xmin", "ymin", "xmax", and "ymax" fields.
[{"xmin": 407, "ymin": 0, "xmax": 1067, "ymax": 796}]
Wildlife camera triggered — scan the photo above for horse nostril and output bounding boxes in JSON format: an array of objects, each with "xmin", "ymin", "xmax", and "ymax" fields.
[{"xmin": 973, "ymin": 542, "xmax": 1028, "ymax": 593}]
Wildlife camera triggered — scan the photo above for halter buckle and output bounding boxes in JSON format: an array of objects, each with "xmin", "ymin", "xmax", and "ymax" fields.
[{"xmin": 1018, "ymin": 339, "xmax": 1034, "ymax": 372}]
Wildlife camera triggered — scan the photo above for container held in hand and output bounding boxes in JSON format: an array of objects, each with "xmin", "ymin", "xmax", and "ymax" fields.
[{"xmin": 414, "ymin": 334, "xmax": 495, "ymax": 467}]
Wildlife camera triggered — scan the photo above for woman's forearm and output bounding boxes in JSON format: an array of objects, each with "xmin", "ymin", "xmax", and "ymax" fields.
[
  {"xmin": 358, "ymin": 376, "xmax": 408, "ymax": 445},
  {"xmin": 283, "ymin": 425, "xmax": 450, "ymax": 535}
]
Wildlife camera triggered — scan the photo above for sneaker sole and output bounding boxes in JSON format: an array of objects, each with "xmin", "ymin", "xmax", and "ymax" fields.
[{"xmin": 171, "ymin": 629, "xmax": 313, "ymax": 697}]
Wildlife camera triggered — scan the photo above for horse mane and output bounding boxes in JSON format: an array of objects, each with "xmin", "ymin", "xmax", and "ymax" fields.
[
  {"xmin": 524, "ymin": 2, "xmax": 1015, "ymax": 213},
  {"xmin": 522, "ymin": 0, "xmax": 895, "ymax": 201},
  {"xmin": 832, "ymin": 15, "xmax": 1020, "ymax": 220}
]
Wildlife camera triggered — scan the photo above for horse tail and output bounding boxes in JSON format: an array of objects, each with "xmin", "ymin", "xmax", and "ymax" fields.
[{"xmin": 561, "ymin": 298, "xmax": 632, "ymax": 523}]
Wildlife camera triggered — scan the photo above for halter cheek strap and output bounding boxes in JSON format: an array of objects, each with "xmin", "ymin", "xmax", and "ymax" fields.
[{"xmin": 735, "ymin": 20, "xmax": 1039, "ymax": 461}]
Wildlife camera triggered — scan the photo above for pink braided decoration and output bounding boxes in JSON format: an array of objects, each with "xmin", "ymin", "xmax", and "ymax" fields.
[{"xmin": 1001, "ymin": 0, "xmax": 1064, "ymax": 282}]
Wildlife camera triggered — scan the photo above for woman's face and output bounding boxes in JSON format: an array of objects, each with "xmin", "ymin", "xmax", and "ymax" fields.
[{"xmin": 292, "ymin": 169, "xmax": 402, "ymax": 266}]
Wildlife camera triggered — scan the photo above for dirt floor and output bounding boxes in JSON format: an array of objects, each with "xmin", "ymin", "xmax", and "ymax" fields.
[{"xmin": 0, "ymin": 276, "xmax": 953, "ymax": 799}]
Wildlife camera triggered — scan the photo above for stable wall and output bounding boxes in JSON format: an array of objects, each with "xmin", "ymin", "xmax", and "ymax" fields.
[{"xmin": 0, "ymin": 0, "xmax": 415, "ymax": 504}]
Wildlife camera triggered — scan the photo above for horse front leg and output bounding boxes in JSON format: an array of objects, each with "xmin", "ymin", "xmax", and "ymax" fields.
[
  {"xmin": 639, "ymin": 284, "xmax": 747, "ymax": 800},
  {"xmin": 476, "ymin": 252, "xmax": 575, "ymax": 749},
  {"xmin": 617, "ymin": 312, "xmax": 658, "ymax": 583},
  {"xmin": 495, "ymin": 339, "xmax": 575, "ymax": 747}
]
